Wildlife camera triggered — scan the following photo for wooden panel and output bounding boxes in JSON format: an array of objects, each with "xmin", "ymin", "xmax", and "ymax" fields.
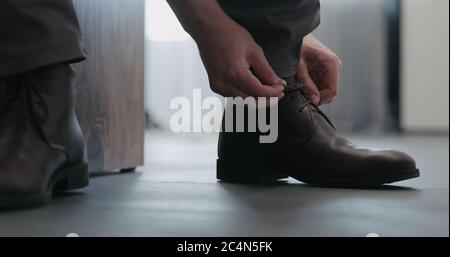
[{"xmin": 72, "ymin": 0, "xmax": 145, "ymax": 172}]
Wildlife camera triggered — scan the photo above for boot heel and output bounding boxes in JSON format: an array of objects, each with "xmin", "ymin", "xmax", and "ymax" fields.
[
  {"xmin": 53, "ymin": 163, "xmax": 89, "ymax": 191},
  {"xmin": 217, "ymin": 159, "xmax": 288, "ymax": 183}
]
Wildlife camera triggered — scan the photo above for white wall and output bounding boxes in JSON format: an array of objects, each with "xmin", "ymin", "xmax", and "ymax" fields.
[
  {"xmin": 145, "ymin": 0, "xmax": 212, "ymax": 129},
  {"xmin": 401, "ymin": 0, "xmax": 449, "ymax": 131}
]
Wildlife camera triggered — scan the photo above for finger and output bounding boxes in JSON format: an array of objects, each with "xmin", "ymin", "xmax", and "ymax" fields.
[
  {"xmin": 251, "ymin": 91, "xmax": 284, "ymax": 108},
  {"xmin": 297, "ymin": 60, "xmax": 320, "ymax": 105},
  {"xmin": 228, "ymin": 86, "xmax": 264, "ymax": 109},
  {"xmin": 237, "ymin": 69, "xmax": 285, "ymax": 97},
  {"xmin": 227, "ymin": 86, "xmax": 251, "ymax": 99},
  {"xmin": 319, "ymin": 88, "xmax": 337, "ymax": 104},
  {"xmin": 319, "ymin": 70, "xmax": 340, "ymax": 104},
  {"xmin": 269, "ymin": 91, "xmax": 285, "ymax": 106},
  {"xmin": 249, "ymin": 48, "xmax": 287, "ymax": 86},
  {"xmin": 211, "ymin": 79, "xmax": 250, "ymax": 99}
]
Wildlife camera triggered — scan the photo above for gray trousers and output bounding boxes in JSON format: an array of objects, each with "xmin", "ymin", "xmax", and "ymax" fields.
[
  {"xmin": 0, "ymin": 0, "xmax": 320, "ymax": 78},
  {"xmin": 0, "ymin": 0, "xmax": 86, "ymax": 78}
]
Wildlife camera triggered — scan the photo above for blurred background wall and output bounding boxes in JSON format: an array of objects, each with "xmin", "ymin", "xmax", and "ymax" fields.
[
  {"xmin": 401, "ymin": 0, "xmax": 449, "ymax": 132},
  {"xmin": 144, "ymin": 0, "xmax": 449, "ymax": 134},
  {"xmin": 145, "ymin": 0, "xmax": 211, "ymax": 129},
  {"xmin": 312, "ymin": 0, "xmax": 391, "ymax": 132}
]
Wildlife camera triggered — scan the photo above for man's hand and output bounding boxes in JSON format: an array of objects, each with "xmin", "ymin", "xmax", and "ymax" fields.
[
  {"xmin": 167, "ymin": 0, "xmax": 286, "ymax": 99},
  {"xmin": 297, "ymin": 35, "xmax": 342, "ymax": 105},
  {"xmin": 195, "ymin": 20, "xmax": 286, "ymax": 98}
]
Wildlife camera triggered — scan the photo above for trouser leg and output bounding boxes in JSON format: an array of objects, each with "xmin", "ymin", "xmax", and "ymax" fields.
[
  {"xmin": 0, "ymin": 0, "xmax": 88, "ymax": 208},
  {"xmin": 0, "ymin": 0, "xmax": 87, "ymax": 78},
  {"xmin": 218, "ymin": 0, "xmax": 321, "ymax": 78}
]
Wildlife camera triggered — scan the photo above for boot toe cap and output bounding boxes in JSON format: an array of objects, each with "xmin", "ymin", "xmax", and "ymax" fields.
[{"xmin": 370, "ymin": 149, "xmax": 417, "ymax": 172}]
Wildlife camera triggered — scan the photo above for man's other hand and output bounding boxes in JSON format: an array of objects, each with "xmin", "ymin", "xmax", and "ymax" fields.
[{"xmin": 297, "ymin": 35, "xmax": 342, "ymax": 105}]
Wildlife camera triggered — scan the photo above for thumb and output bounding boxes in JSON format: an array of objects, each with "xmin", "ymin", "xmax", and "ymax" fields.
[
  {"xmin": 297, "ymin": 60, "xmax": 320, "ymax": 105},
  {"xmin": 249, "ymin": 48, "xmax": 286, "ymax": 86}
]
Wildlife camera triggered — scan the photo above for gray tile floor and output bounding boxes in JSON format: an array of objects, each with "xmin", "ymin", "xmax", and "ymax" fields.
[{"xmin": 0, "ymin": 132, "xmax": 448, "ymax": 237}]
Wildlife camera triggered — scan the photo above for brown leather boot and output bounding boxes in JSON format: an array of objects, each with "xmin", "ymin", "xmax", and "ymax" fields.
[
  {"xmin": 0, "ymin": 64, "xmax": 88, "ymax": 209},
  {"xmin": 217, "ymin": 77, "xmax": 419, "ymax": 187}
]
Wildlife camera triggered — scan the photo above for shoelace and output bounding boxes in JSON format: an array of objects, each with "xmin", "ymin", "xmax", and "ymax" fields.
[
  {"xmin": 285, "ymin": 79, "xmax": 336, "ymax": 131},
  {"xmin": 0, "ymin": 75, "xmax": 69, "ymax": 160}
]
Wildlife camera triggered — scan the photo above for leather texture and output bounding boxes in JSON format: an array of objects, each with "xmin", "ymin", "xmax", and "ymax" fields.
[
  {"xmin": 218, "ymin": 77, "xmax": 419, "ymax": 186},
  {"xmin": 0, "ymin": 64, "xmax": 87, "ymax": 206}
]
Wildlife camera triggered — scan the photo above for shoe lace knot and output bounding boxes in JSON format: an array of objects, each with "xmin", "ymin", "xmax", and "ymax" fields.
[{"xmin": 284, "ymin": 78, "xmax": 336, "ymax": 131}]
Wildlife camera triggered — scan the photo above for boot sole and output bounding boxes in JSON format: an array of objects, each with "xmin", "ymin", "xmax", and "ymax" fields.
[
  {"xmin": 217, "ymin": 159, "xmax": 420, "ymax": 188},
  {"xmin": 0, "ymin": 163, "xmax": 89, "ymax": 209}
]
